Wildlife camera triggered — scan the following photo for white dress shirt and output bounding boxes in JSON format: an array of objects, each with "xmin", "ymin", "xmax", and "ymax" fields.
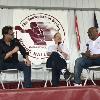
[
  {"xmin": 87, "ymin": 36, "xmax": 100, "ymax": 55},
  {"xmin": 47, "ymin": 43, "xmax": 69, "ymax": 59}
]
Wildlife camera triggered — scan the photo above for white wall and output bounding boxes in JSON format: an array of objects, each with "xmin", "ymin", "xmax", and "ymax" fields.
[{"xmin": 0, "ymin": 0, "xmax": 100, "ymax": 9}]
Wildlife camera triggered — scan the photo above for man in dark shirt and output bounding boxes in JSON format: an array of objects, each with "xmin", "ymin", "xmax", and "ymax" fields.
[{"xmin": 0, "ymin": 26, "xmax": 32, "ymax": 88}]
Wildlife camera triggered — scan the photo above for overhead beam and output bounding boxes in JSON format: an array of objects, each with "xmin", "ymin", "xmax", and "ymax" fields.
[{"xmin": 0, "ymin": 5, "xmax": 100, "ymax": 11}]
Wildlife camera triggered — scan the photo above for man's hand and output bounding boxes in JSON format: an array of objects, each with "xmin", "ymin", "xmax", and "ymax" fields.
[
  {"xmin": 81, "ymin": 50, "xmax": 100, "ymax": 59},
  {"xmin": 88, "ymin": 54, "xmax": 100, "ymax": 59},
  {"xmin": 24, "ymin": 59, "xmax": 31, "ymax": 66},
  {"xmin": 61, "ymin": 52, "xmax": 69, "ymax": 59},
  {"xmin": 57, "ymin": 46, "xmax": 63, "ymax": 53},
  {"xmin": 84, "ymin": 50, "xmax": 91, "ymax": 58},
  {"xmin": 81, "ymin": 50, "xmax": 91, "ymax": 58}
]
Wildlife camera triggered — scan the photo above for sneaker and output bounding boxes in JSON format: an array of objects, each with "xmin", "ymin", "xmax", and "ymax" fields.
[
  {"xmin": 74, "ymin": 83, "xmax": 82, "ymax": 86},
  {"xmin": 64, "ymin": 72, "xmax": 74, "ymax": 81}
]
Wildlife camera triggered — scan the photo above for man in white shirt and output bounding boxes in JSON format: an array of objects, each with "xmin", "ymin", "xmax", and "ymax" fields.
[
  {"xmin": 74, "ymin": 27, "xmax": 100, "ymax": 86},
  {"xmin": 46, "ymin": 32, "xmax": 73, "ymax": 87}
]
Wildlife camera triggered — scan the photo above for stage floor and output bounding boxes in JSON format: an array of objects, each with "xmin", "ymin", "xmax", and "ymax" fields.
[
  {"xmin": 0, "ymin": 80, "xmax": 100, "ymax": 89},
  {"xmin": 0, "ymin": 86, "xmax": 100, "ymax": 100}
]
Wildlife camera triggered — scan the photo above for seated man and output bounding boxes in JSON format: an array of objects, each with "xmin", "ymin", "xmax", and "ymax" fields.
[
  {"xmin": 46, "ymin": 32, "xmax": 73, "ymax": 87},
  {"xmin": 74, "ymin": 27, "xmax": 100, "ymax": 86},
  {"xmin": 0, "ymin": 26, "xmax": 32, "ymax": 88}
]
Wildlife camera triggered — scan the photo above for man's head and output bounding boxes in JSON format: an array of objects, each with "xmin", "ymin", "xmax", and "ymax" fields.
[
  {"xmin": 87, "ymin": 27, "xmax": 98, "ymax": 40},
  {"xmin": 30, "ymin": 22, "xmax": 37, "ymax": 28},
  {"xmin": 2, "ymin": 26, "xmax": 14, "ymax": 40},
  {"xmin": 54, "ymin": 32, "xmax": 62, "ymax": 44}
]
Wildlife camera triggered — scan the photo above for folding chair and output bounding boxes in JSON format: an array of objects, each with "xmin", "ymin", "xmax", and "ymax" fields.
[
  {"xmin": 44, "ymin": 68, "xmax": 71, "ymax": 87},
  {"xmin": 0, "ymin": 69, "xmax": 24, "ymax": 89},
  {"xmin": 84, "ymin": 66, "xmax": 100, "ymax": 86},
  {"xmin": 31, "ymin": 61, "xmax": 44, "ymax": 82},
  {"xmin": 65, "ymin": 60, "xmax": 71, "ymax": 86},
  {"xmin": 44, "ymin": 60, "xmax": 71, "ymax": 87},
  {"xmin": 32, "ymin": 67, "xmax": 44, "ymax": 80},
  {"xmin": 44, "ymin": 67, "xmax": 52, "ymax": 87}
]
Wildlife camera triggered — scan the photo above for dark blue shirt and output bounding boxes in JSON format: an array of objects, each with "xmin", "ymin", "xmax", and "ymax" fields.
[{"xmin": 0, "ymin": 38, "xmax": 28, "ymax": 65}]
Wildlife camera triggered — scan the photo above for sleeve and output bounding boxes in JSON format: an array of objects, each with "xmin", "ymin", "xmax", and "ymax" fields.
[
  {"xmin": 60, "ymin": 43, "xmax": 70, "ymax": 59},
  {"xmin": 47, "ymin": 45, "xmax": 53, "ymax": 53},
  {"xmin": 61, "ymin": 43, "xmax": 69, "ymax": 54},
  {"xmin": 13, "ymin": 38, "xmax": 28, "ymax": 58},
  {"xmin": 0, "ymin": 42, "xmax": 6, "ymax": 64},
  {"xmin": 47, "ymin": 45, "xmax": 56, "ymax": 53}
]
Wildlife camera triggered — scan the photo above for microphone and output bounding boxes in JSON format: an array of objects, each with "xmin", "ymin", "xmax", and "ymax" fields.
[
  {"xmin": 57, "ymin": 42, "xmax": 62, "ymax": 52},
  {"xmin": 58, "ymin": 42, "xmax": 61, "ymax": 45},
  {"xmin": 86, "ymin": 43, "xmax": 89, "ymax": 51}
]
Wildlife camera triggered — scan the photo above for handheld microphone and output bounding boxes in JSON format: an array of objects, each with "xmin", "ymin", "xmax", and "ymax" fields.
[
  {"xmin": 57, "ymin": 42, "xmax": 62, "ymax": 52},
  {"xmin": 86, "ymin": 43, "xmax": 89, "ymax": 51},
  {"xmin": 58, "ymin": 42, "xmax": 61, "ymax": 45}
]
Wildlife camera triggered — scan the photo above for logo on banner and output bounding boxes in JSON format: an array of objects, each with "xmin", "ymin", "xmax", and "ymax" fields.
[{"xmin": 15, "ymin": 13, "xmax": 65, "ymax": 64}]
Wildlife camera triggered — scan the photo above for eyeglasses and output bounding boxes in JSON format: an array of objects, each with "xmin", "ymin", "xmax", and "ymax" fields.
[{"xmin": 8, "ymin": 32, "xmax": 14, "ymax": 36}]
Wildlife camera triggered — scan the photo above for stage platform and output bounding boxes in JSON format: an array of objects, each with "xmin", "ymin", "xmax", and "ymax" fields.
[{"xmin": 0, "ymin": 86, "xmax": 100, "ymax": 100}]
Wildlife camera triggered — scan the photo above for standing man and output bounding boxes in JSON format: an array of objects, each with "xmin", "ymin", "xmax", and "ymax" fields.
[
  {"xmin": 74, "ymin": 27, "xmax": 100, "ymax": 86},
  {"xmin": 46, "ymin": 32, "xmax": 73, "ymax": 87},
  {"xmin": 0, "ymin": 26, "xmax": 32, "ymax": 88}
]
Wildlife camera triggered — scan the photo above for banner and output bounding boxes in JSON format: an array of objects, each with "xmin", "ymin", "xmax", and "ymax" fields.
[{"xmin": 13, "ymin": 10, "xmax": 68, "ymax": 65}]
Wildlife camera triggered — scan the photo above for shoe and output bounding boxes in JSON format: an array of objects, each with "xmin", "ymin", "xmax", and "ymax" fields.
[
  {"xmin": 64, "ymin": 72, "xmax": 74, "ymax": 81},
  {"xmin": 74, "ymin": 83, "xmax": 82, "ymax": 86}
]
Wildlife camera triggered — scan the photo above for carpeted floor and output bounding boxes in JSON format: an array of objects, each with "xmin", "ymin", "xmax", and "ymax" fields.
[{"xmin": 0, "ymin": 80, "xmax": 100, "ymax": 89}]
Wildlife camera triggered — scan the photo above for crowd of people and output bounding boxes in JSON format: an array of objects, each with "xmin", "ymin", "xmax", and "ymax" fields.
[{"xmin": 0, "ymin": 25, "xmax": 100, "ymax": 88}]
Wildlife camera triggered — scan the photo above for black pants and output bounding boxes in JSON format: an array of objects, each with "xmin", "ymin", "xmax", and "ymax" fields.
[
  {"xmin": 0, "ymin": 62, "xmax": 32, "ymax": 88},
  {"xmin": 46, "ymin": 52, "xmax": 68, "ymax": 86}
]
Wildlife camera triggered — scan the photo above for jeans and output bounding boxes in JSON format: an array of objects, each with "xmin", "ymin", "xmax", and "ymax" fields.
[
  {"xmin": 74, "ymin": 57, "xmax": 100, "ymax": 84},
  {"xmin": 0, "ymin": 62, "xmax": 32, "ymax": 88},
  {"xmin": 46, "ymin": 52, "xmax": 68, "ymax": 86}
]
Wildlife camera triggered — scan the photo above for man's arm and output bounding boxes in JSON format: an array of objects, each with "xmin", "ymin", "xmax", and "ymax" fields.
[
  {"xmin": 4, "ymin": 46, "xmax": 19, "ymax": 60},
  {"xmin": 81, "ymin": 50, "xmax": 91, "ymax": 58},
  {"xmin": 0, "ymin": 43, "xmax": 6, "ymax": 62},
  {"xmin": 81, "ymin": 49, "xmax": 100, "ymax": 59},
  {"xmin": 23, "ymin": 55, "xmax": 31, "ymax": 66},
  {"xmin": 14, "ymin": 39, "xmax": 31, "ymax": 66},
  {"xmin": 0, "ymin": 40, "xmax": 19, "ymax": 60},
  {"xmin": 88, "ymin": 54, "xmax": 100, "ymax": 59},
  {"xmin": 57, "ymin": 45, "xmax": 69, "ymax": 59},
  {"xmin": 14, "ymin": 38, "xmax": 28, "ymax": 58}
]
